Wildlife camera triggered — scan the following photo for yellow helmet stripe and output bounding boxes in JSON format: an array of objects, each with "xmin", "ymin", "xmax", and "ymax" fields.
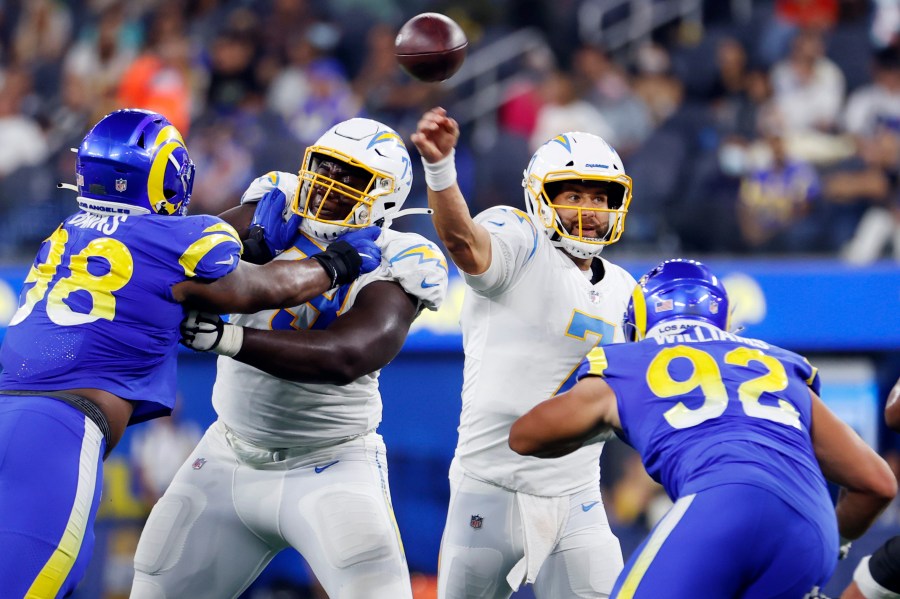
[
  {"xmin": 631, "ymin": 283, "xmax": 647, "ymax": 340},
  {"xmin": 154, "ymin": 125, "xmax": 185, "ymax": 146},
  {"xmin": 147, "ymin": 140, "xmax": 183, "ymax": 212}
]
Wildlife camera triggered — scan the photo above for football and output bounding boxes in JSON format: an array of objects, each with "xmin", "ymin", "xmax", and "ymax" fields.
[{"xmin": 395, "ymin": 13, "xmax": 468, "ymax": 83}]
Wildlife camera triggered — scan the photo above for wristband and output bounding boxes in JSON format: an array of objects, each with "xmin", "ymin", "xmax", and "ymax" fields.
[
  {"xmin": 214, "ymin": 323, "xmax": 244, "ymax": 357},
  {"xmin": 422, "ymin": 148, "xmax": 457, "ymax": 192}
]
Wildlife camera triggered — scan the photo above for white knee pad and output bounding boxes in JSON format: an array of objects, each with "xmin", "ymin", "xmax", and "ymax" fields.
[
  {"xmin": 300, "ymin": 484, "xmax": 397, "ymax": 569},
  {"xmin": 129, "ymin": 577, "xmax": 169, "ymax": 599},
  {"xmin": 133, "ymin": 485, "xmax": 207, "ymax": 575},
  {"xmin": 440, "ymin": 546, "xmax": 506, "ymax": 599}
]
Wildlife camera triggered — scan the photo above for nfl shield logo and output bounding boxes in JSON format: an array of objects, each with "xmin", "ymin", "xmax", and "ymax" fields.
[
  {"xmin": 115, "ymin": 178, "xmax": 127, "ymax": 192},
  {"xmin": 470, "ymin": 514, "xmax": 483, "ymax": 529},
  {"xmin": 192, "ymin": 458, "xmax": 206, "ymax": 470}
]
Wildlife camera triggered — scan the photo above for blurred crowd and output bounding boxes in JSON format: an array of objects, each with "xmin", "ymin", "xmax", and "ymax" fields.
[{"xmin": 0, "ymin": 0, "xmax": 898, "ymax": 261}]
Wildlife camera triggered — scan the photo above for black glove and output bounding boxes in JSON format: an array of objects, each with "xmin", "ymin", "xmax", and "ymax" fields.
[{"xmin": 311, "ymin": 226, "xmax": 381, "ymax": 288}]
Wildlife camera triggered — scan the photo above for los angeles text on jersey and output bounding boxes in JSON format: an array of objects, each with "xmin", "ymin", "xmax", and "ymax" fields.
[{"xmin": 654, "ymin": 323, "xmax": 769, "ymax": 349}]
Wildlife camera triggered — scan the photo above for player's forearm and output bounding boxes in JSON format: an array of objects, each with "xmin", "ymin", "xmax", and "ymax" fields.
[
  {"xmin": 177, "ymin": 261, "xmax": 331, "ymax": 313},
  {"xmin": 836, "ymin": 487, "xmax": 896, "ymax": 539},
  {"xmin": 234, "ymin": 328, "xmax": 373, "ymax": 385},
  {"xmin": 428, "ymin": 185, "xmax": 491, "ymax": 274}
]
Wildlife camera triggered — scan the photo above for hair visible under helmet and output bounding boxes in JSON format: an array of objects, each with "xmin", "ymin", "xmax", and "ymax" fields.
[{"xmin": 522, "ymin": 133, "xmax": 632, "ymax": 259}]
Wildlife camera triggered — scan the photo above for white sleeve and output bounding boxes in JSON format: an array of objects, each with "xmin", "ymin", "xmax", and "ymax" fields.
[
  {"xmin": 353, "ymin": 231, "xmax": 449, "ymax": 312},
  {"xmin": 239, "ymin": 171, "xmax": 299, "ymax": 205},
  {"xmin": 463, "ymin": 206, "xmax": 541, "ymax": 297}
]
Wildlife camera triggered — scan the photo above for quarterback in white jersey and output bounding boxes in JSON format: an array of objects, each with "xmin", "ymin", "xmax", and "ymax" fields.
[
  {"xmin": 412, "ymin": 107, "xmax": 635, "ymax": 599},
  {"xmin": 131, "ymin": 119, "xmax": 448, "ymax": 599}
]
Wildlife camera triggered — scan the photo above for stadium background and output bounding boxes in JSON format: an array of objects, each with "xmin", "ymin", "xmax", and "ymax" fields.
[{"xmin": 0, "ymin": 0, "xmax": 898, "ymax": 596}]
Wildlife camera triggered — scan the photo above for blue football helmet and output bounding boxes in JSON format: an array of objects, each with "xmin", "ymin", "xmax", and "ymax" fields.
[
  {"xmin": 75, "ymin": 109, "xmax": 194, "ymax": 216},
  {"xmin": 624, "ymin": 259, "xmax": 730, "ymax": 341}
]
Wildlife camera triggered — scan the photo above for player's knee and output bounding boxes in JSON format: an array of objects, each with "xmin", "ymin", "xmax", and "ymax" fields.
[
  {"xmin": 440, "ymin": 546, "xmax": 505, "ymax": 598},
  {"xmin": 129, "ymin": 576, "xmax": 169, "ymax": 599},
  {"xmin": 311, "ymin": 488, "xmax": 397, "ymax": 569},
  {"xmin": 334, "ymin": 571, "xmax": 413, "ymax": 599},
  {"xmin": 133, "ymin": 487, "xmax": 205, "ymax": 575}
]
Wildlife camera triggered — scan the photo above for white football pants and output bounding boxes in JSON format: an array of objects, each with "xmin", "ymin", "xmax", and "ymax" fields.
[
  {"xmin": 130, "ymin": 421, "xmax": 412, "ymax": 599},
  {"xmin": 438, "ymin": 468, "xmax": 623, "ymax": 599}
]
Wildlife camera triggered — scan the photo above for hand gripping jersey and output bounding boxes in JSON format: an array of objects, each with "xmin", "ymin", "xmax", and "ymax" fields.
[
  {"xmin": 211, "ymin": 227, "xmax": 448, "ymax": 448},
  {"xmin": 456, "ymin": 206, "xmax": 636, "ymax": 496},
  {"xmin": 0, "ymin": 212, "xmax": 242, "ymax": 423},
  {"xmin": 579, "ymin": 322, "xmax": 836, "ymax": 537}
]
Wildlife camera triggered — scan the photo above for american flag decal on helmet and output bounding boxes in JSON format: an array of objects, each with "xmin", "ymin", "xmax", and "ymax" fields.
[{"xmin": 655, "ymin": 299, "xmax": 673, "ymax": 312}]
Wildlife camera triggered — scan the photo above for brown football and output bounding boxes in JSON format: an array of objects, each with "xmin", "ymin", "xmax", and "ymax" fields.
[{"xmin": 395, "ymin": 13, "xmax": 468, "ymax": 83}]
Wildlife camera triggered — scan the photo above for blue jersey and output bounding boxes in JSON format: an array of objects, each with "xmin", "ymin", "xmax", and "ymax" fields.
[
  {"xmin": 580, "ymin": 323, "xmax": 834, "ymax": 534},
  {"xmin": 0, "ymin": 211, "xmax": 242, "ymax": 424}
]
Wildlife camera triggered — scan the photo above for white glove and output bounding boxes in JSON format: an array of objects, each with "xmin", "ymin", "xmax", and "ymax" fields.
[{"xmin": 180, "ymin": 310, "xmax": 244, "ymax": 357}]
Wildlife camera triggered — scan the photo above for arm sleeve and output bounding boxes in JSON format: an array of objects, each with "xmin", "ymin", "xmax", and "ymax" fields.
[{"xmin": 463, "ymin": 206, "xmax": 541, "ymax": 296}]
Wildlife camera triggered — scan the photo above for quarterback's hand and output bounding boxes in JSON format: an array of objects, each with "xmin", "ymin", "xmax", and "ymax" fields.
[
  {"xmin": 180, "ymin": 310, "xmax": 243, "ymax": 357},
  {"xmin": 336, "ymin": 226, "xmax": 382, "ymax": 274},
  {"xmin": 248, "ymin": 188, "xmax": 302, "ymax": 257},
  {"xmin": 411, "ymin": 107, "xmax": 459, "ymax": 164}
]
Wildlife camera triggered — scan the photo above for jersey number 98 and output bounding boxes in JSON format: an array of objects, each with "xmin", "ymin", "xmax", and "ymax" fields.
[{"xmin": 9, "ymin": 227, "xmax": 134, "ymax": 327}]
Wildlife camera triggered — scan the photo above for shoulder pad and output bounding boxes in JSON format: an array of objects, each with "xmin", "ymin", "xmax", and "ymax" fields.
[
  {"xmin": 379, "ymin": 230, "xmax": 449, "ymax": 310},
  {"xmin": 240, "ymin": 171, "xmax": 299, "ymax": 205},
  {"xmin": 173, "ymin": 215, "xmax": 242, "ymax": 279}
]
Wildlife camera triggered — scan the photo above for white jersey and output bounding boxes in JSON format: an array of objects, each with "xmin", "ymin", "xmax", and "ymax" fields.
[
  {"xmin": 455, "ymin": 206, "xmax": 636, "ymax": 496},
  {"xmin": 214, "ymin": 172, "xmax": 448, "ymax": 448}
]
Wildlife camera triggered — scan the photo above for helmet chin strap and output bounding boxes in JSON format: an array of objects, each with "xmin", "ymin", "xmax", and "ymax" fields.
[
  {"xmin": 379, "ymin": 207, "xmax": 433, "ymax": 228},
  {"xmin": 304, "ymin": 206, "xmax": 435, "ymax": 241}
]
